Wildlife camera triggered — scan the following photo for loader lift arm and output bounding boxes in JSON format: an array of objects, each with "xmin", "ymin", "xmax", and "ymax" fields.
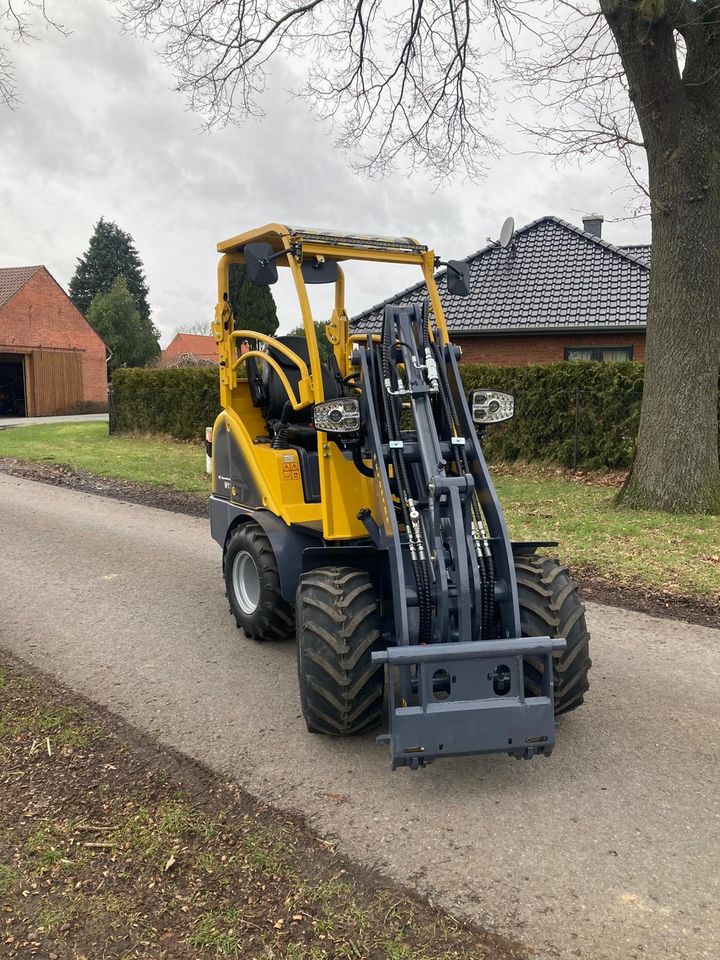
[{"xmin": 354, "ymin": 304, "xmax": 564, "ymax": 769}]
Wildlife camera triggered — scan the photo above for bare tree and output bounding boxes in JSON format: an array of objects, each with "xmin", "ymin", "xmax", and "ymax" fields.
[
  {"xmin": 1, "ymin": 1, "xmax": 67, "ymax": 107},
  {"xmin": 510, "ymin": 1, "xmax": 720, "ymax": 513},
  {"xmin": 6, "ymin": 1, "xmax": 719, "ymax": 511},
  {"xmin": 175, "ymin": 319, "xmax": 212, "ymax": 336}
]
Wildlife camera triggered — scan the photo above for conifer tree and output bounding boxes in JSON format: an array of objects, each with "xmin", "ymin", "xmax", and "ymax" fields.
[
  {"xmin": 87, "ymin": 278, "xmax": 154, "ymax": 372},
  {"xmin": 228, "ymin": 264, "xmax": 278, "ymax": 337},
  {"xmin": 70, "ymin": 218, "xmax": 160, "ymax": 366}
]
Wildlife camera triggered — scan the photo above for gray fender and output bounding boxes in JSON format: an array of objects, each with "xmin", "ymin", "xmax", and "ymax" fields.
[{"xmin": 210, "ymin": 495, "xmax": 319, "ymax": 603}]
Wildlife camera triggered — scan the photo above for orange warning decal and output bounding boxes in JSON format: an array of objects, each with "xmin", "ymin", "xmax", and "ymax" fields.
[{"xmin": 282, "ymin": 461, "xmax": 300, "ymax": 481}]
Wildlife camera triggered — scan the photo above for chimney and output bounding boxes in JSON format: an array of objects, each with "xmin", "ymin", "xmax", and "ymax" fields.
[{"xmin": 582, "ymin": 214, "xmax": 604, "ymax": 239}]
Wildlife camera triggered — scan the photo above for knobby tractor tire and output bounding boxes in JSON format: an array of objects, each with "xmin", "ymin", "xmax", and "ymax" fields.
[
  {"xmin": 224, "ymin": 522, "xmax": 295, "ymax": 642},
  {"xmin": 296, "ymin": 566, "xmax": 385, "ymax": 736},
  {"xmin": 514, "ymin": 555, "xmax": 591, "ymax": 715}
]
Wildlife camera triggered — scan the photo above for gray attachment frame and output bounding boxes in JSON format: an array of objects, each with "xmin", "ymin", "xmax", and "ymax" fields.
[
  {"xmin": 372, "ymin": 638, "xmax": 565, "ymax": 769},
  {"xmin": 357, "ymin": 304, "xmax": 563, "ymax": 769}
]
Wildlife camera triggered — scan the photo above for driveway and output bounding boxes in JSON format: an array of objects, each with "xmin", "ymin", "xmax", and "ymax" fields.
[
  {"xmin": 0, "ymin": 474, "xmax": 717, "ymax": 960},
  {"xmin": 0, "ymin": 413, "xmax": 108, "ymax": 428}
]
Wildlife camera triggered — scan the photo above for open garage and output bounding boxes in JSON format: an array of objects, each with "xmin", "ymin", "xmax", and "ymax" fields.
[{"xmin": 0, "ymin": 353, "xmax": 26, "ymax": 416}]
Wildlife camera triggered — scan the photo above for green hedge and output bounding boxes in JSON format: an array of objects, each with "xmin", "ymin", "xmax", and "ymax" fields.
[
  {"xmin": 110, "ymin": 367, "xmax": 219, "ymax": 441},
  {"xmin": 110, "ymin": 361, "xmax": 716, "ymax": 471},
  {"xmin": 461, "ymin": 361, "xmax": 645, "ymax": 469}
]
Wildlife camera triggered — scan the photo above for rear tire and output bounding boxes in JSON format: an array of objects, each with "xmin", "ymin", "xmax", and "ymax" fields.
[
  {"xmin": 514, "ymin": 555, "xmax": 591, "ymax": 715},
  {"xmin": 224, "ymin": 522, "xmax": 294, "ymax": 641},
  {"xmin": 296, "ymin": 566, "xmax": 384, "ymax": 735}
]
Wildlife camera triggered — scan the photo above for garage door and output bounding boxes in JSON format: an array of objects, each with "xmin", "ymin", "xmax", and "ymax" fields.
[{"xmin": 30, "ymin": 350, "xmax": 83, "ymax": 416}]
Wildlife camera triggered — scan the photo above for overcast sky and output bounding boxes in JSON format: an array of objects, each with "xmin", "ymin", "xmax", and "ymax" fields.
[{"xmin": 0, "ymin": 0, "xmax": 650, "ymax": 345}]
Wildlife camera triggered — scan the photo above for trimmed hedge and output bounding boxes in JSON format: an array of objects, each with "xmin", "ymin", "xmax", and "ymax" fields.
[
  {"xmin": 111, "ymin": 367, "xmax": 219, "ymax": 441},
  {"xmin": 461, "ymin": 361, "xmax": 645, "ymax": 469},
  {"xmin": 110, "ymin": 361, "xmax": 716, "ymax": 471}
]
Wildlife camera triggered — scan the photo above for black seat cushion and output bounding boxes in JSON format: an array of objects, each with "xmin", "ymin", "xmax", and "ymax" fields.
[{"xmin": 263, "ymin": 335, "xmax": 342, "ymax": 423}]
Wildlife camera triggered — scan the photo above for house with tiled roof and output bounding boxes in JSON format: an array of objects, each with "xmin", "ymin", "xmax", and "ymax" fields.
[
  {"xmin": 352, "ymin": 216, "xmax": 651, "ymax": 366},
  {"xmin": 0, "ymin": 265, "xmax": 107, "ymax": 416},
  {"xmin": 161, "ymin": 332, "xmax": 218, "ymax": 367}
]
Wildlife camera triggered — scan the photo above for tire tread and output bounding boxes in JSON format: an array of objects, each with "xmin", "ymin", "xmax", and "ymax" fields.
[
  {"xmin": 516, "ymin": 555, "xmax": 591, "ymax": 716},
  {"xmin": 224, "ymin": 522, "xmax": 294, "ymax": 642},
  {"xmin": 297, "ymin": 566, "xmax": 384, "ymax": 736}
]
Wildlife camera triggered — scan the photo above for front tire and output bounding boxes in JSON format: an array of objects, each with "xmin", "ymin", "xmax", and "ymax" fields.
[
  {"xmin": 296, "ymin": 566, "xmax": 384, "ymax": 736},
  {"xmin": 514, "ymin": 555, "xmax": 591, "ymax": 715},
  {"xmin": 224, "ymin": 522, "xmax": 294, "ymax": 641}
]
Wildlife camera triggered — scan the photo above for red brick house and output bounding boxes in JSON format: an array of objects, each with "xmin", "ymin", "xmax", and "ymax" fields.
[
  {"xmin": 353, "ymin": 216, "xmax": 651, "ymax": 365},
  {"xmin": 160, "ymin": 333, "xmax": 218, "ymax": 367},
  {"xmin": 0, "ymin": 266, "xmax": 108, "ymax": 416}
]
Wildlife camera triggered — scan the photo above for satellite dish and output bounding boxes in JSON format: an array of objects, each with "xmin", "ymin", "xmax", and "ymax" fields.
[{"xmin": 499, "ymin": 216, "xmax": 515, "ymax": 249}]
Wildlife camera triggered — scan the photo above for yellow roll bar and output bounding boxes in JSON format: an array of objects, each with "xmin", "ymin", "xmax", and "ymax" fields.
[
  {"xmin": 233, "ymin": 351, "xmax": 312, "ymax": 412},
  {"xmin": 229, "ymin": 329, "xmax": 311, "ymax": 381}
]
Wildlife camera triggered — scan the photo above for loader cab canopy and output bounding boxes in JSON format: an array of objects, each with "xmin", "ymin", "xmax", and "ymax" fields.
[{"xmin": 217, "ymin": 224, "xmax": 428, "ymax": 263}]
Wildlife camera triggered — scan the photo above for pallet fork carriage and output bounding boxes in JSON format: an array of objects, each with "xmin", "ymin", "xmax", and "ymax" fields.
[{"xmin": 209, "ymin": 224, "xmax": 591, "ymax": 770}]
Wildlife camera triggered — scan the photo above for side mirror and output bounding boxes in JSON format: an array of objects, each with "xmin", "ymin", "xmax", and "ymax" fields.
[
  {"xmin": 245, "ymin": 243, "xmax": 280, "ymax": 286},
  {"xmin": 447, "ymin": 260, "xmax": 470, "ymax": 297},
  {"xmin": 301, "ymin": 258, "xmax": 339, "ymax": 285}
]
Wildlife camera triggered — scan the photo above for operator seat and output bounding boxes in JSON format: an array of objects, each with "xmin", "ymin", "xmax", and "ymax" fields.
[
  {"xmin": 246, "ymin": 335, "xmax": 345, "ymax": 503},
  {"xmin": 262, "ymin": 335, "xmax": 342, "ymax": 434}
]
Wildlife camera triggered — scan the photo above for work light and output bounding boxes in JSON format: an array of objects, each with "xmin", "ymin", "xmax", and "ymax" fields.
[
  {"xmin": 312, "ymin": 398, "xmax": 361, "ymax": 433},
  {"xmin": 470, "ymin": 390, "xmax": 514, "ymax": 424}
]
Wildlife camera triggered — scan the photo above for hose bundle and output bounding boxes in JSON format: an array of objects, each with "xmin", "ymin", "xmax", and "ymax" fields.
[
  {"xmin": 378, "ymin": 313, "xmax": 434, "ymax": 645},
  {"xmin": 429, "ymin": 329, "xmax": 495, "ymax": 639}
]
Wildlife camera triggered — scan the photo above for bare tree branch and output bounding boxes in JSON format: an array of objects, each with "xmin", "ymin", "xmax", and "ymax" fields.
[
  {"xmin": 5, "ymin": 0, "xmax": 720, "ymax": 212},
  {"xmin": 0, "ymin": 0, "xmax": 68, "ymax": 107}
]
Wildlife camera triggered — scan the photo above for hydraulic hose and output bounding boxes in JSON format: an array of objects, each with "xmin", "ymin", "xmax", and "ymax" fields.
[
  {"xmin": 430, "ymin": 335, "xmax": 496, "ymax": 638},
  {"xmin": 379, "ymin": 316, "xmax": 433, "ymax": 644}
]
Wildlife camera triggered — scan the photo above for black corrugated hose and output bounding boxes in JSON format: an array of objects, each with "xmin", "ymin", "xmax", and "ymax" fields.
[
  {"xmin": 430, "ymin": 333, "xmax": 495, "ymax": 639},
  {"xmin": 379, "ymin": 315, "xmax": 433, "ymax": 644}
]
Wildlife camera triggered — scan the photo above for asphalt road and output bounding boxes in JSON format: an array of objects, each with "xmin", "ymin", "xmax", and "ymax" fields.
[{"xmin": 1, "ymin": 475, "xmax": 718, "ymax": 960}]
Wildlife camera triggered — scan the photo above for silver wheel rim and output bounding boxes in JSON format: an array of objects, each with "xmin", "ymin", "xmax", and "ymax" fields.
[{"xmin": 232, "ymin": 550, "xmax": 261, "ymax": 615}]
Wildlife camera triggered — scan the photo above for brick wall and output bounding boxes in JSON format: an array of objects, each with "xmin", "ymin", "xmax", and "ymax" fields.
[
  {"xmin": 456, "ymin": 331, "xmax": 646, "ymax": 366},
  {"xmin": 0, "ymin": 268, "xmax": 108, "ymax": 409}
]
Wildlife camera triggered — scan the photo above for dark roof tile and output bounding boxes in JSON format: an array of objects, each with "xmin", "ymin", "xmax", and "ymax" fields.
[{"xmin": 352, "ymin": 217, "xmax": 650, "ymax": 334}]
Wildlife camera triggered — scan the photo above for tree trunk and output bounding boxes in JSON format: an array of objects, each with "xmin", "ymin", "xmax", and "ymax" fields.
[
  {"xmin": 618, "ymin": 154, "xmax": 720, "ymax": 514},
  {"xmin": 603, "ymin": 1, "xmax": 720, "ymax": 514}
]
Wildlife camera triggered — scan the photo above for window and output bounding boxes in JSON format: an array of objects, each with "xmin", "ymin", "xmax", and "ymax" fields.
[{"xmin": 564, "ymin": 345, "xmax": 633, "ymax": 362}]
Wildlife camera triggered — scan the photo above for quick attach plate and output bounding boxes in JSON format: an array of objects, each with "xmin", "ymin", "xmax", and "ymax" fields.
[{"xmin": 372, "ymin": 637, "xmax": 566, "ymax": 770}]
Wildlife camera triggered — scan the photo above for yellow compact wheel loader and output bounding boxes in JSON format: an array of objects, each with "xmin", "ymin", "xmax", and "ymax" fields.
[{"xmin": 209, "ymin": 224, "xmax": 590, "ymax": 770}]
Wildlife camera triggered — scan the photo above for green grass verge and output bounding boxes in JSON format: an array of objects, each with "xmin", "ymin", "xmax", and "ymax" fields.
[
  {"xmin": 495, "ymin": 471, "xmax": 720, "ymax": 600},
  {"xmin": 0, "ymin": 422, "xmax": 210, "ymax": 494},
  {"xmin": 1, "ymin": 423, "xmax": 718, "ymax": 600}
]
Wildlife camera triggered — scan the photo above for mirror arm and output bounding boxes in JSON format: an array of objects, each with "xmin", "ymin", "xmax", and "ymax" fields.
[
  {"xmin": 434, "ymin": 257, "xmax": 463, "ymax": 278},
  {"xmin": 249, "ymin": 241, "xmax": 300, "ymax": 268}
]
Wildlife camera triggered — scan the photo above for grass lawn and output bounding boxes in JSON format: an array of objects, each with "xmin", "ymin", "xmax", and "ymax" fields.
[
  {"xmin": 496, "ymin": 470, "xmax": 720, "ymax": 601},
  {"xmin": 1, "ymin": 422, "xmax": 718, "ymax": 600},
  {"xmin": 0, "ymin": 421, "xmax": 210, "ymax": 494}
]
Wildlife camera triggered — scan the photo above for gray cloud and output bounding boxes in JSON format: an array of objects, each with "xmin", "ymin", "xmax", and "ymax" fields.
[{"xmin": 1, "ymin": 0, "xmax": 649, "ymax": 344}]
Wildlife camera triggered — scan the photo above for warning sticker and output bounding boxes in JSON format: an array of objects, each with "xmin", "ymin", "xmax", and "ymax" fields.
[{"xmin": 282, "ymin": 461, "xmax": 300, "ymax": 482}]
